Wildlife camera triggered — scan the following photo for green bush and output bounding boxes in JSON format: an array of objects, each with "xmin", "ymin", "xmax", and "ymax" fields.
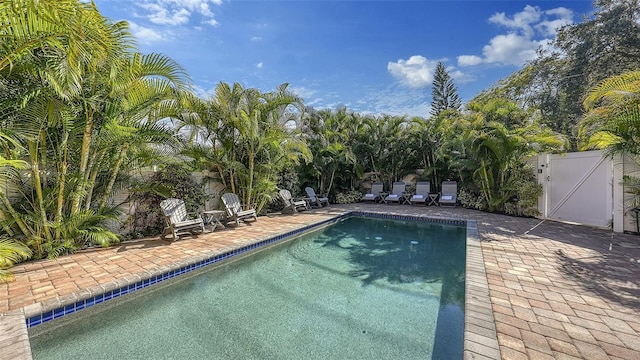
[
  {"xmin": 334, "ymin": 190, "xmax": 364, "ymax": 204},
  {"xmin": 459, "ymin": 167, "xmax": 541, "ymax": 217},
  {"xmin": 458, "ymin": 189, "xmax": 486, "ymax": 210},
  {"xmin": 503, "ymin": 168, "xmax": 542, "ymax": 217}
]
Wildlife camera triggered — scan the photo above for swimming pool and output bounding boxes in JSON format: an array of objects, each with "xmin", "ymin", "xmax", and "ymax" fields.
[{"xmin": 29, "ymin": 216, "xmax": 466, "ymax": 359}]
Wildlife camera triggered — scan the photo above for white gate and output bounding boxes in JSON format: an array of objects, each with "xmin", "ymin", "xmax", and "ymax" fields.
[{"xmin": 537, "ymin": 150, "xmax": 617, "ymax": 229}]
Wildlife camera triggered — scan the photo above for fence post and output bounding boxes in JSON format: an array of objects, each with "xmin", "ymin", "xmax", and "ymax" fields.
[{"xmin": 613, "ymin": 154, "xmax": 624, "ymax": 232}]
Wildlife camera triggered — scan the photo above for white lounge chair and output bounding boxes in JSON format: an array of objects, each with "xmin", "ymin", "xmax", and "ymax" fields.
[
  {"xmin": 279, "ymin": 189, "xmax": 308, "ymax": 213},
  {"xmin": 439, "ymin": 181, "xmax": 458, "ymax": 206},
  {"xmin": 384, "ymin": 181, "xmax": 406, "ymax": 204},
  {"xmin": 221, "ymin": 193, "xmax": 258, "ymax": 225},
  {"xmin": 159, "ymin": 198, "xmax": 205, "ymax": 240},
  {"xmin": 409, "ymin": 181, "xmax": 431, "ymax": 205},
  {"xmin": 361, "ymin": 182, "xmax": 384, "ymax": 202},
  {"xmin": 305, "ymin": 187, "xmax": 329, "ymax": 207}
]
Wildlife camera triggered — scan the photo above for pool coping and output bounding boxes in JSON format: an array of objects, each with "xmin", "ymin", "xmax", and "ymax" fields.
[{"xmin": 10, "ymin": 210, "xmax": 499, "ymax": 359}]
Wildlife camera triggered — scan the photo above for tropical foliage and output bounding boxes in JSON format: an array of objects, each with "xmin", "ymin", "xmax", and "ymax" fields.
[
  {"xmin": 175, "ymin": 82, "xmax": 311, "ymax": 214},
  {"xmin": 579, "ymin": 70, "xmax": 640, "ymax": 209},
  {"xmin": 476, "ymin": 0, "xmax": 640, "ymax": 149},
  {"xmin": 1, "ymin": 0, "xmax": 637, "ymax": 281}
]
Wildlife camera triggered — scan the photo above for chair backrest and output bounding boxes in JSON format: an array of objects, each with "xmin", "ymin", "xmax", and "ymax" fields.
[
  {"xmin": 370, "ymin": 182, "xmax": 384, "ymax": 196},
  {"xmin": 221, "ymin": 193, "xmax": 242, "ymax": 216},
  {"xmin": 441, "ymin": 181, "xmax": 458, "ymax": 196},
  {"xmin": 279, "ymin": 189, "xmax": 293, "ymax": 205},
  {"xmin": 160, "ymin": 198, "xmax": 188, "ymax": 224},
  {"xmin": 415, "ymin": 182, "xmax": 430, "ymax": 195},
  {"xmin": 305, "ymin": 187, "xmax": 318, "ymax": 201},
  {"xmin": 390, "ymin": 181, "xmax": 406, "ymax": 195}
]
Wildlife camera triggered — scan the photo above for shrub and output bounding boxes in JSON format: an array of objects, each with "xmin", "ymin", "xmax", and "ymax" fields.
[
  {"xmin": 503, "ymin": 169, "xmax": 542, "ymax": 217},
  {"xmin": 334, "ymin": 190, "xmax": 364, "ymax": 204},
  {"xmin": 458, "ymin": 189, "xmax": 487, "ymax": 210}
]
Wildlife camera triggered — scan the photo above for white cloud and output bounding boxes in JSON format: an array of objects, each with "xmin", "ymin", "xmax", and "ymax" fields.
[
  {"xmin": 250, "ymin": 36, "xmax": 263, "ymax": 41},
  {"xmin": 138, "ymin": 0, "xmax": 221, "ymax": 27},
  {"xmin": 489, "ymin": 5, "xmax": 541, "ymax": 38},
  {"xmin": 128, "ymin": 21, "xmax": 164, "ymax": 43},
  {"xmin": 457, "ymin": 55, "xmax": 483, "ymax": 67},
  {"xmin": 535, "ymin": 7, "xmax": 573, "ymax": 37},
  {"xmin": 460, "ymin": 5, "xmax": 575, "ymax": 67},
  {"xmin": 359, "ymin": 84, "xmax": 430, "ymax": 117},
  {"xmin": 291, "ymin": 87, "xmax": 316, "ymax": 102},
  {"xmin": 256, "ymin": 62, "xmax": 263, "ymax": 69},
  {"xmin": 449, "ymin": 70, "xmax": 475, "ymax": 84},
  {"xmin": 203, "ymin": 19, "xmax": 219, "ymax": 27},
  {"xmin": 387, "ymin": 55, "xmax": 440, "ymax": 88},
  {"xmin": 482, "ymin": 33, "xmax": 546, "ymax": 66}
]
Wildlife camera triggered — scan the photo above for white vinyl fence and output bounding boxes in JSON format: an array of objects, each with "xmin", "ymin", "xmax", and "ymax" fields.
[{"xmin": 534, "ymin": 150, "xmax": 639, "ymax": 233}]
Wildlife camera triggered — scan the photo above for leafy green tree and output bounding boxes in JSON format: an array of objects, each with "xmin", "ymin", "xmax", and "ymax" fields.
[
  {"xmin": 0, "ymin": 0, "xmax": 189, "ymax": 261},
  {"xmin": 298, "ymin": 107, "xmax": 357, "ymax": 196},
  {"xmin": 457, "ymin": 100, "xmax": 565, "ymax": 214},
  {"xmin": 476, "ymin": 0, "xmax": 640, "ymax": 148},
  {"xmin": 178, "ymin": 82, "xmax": 311, "ymax": 213},
  {"xmin": 430, "ymin": 62, "xmax": 461, "ymax": 117}
]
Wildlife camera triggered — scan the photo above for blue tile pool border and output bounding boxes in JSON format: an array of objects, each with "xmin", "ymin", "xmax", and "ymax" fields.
[{"xmin": 25, "ymin": 210, "xmax": 467, "ymax": 328}]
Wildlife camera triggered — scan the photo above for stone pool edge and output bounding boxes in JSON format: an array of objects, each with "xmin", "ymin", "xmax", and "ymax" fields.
[{"xmin": 7, "ymin": 210, "xmax": 500, "ymax": 360}]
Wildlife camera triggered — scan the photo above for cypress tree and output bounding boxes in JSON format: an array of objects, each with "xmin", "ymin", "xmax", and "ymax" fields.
[{"xmin": 430, "ymin": 62, "xmax": 461, "ymax": 117}]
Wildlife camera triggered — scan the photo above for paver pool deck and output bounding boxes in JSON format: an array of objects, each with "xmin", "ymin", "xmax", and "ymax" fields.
[{"xmin": 1, "ymin": 204, "xmax": 639, "ymax": 359}]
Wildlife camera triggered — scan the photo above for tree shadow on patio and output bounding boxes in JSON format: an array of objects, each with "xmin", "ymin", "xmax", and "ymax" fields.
[
  {"xmin": 556, "ymin": 249, "xmax": 640, "ymax": 309},
  {"xmin": 478, "ymin": 210, "xmax": 640, "ymax": 310},
  {"xmin": 116, "ymin": 238, "xmax": 173, "ymax": 253}
]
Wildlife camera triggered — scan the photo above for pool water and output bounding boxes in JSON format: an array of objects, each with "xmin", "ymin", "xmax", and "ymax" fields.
[{"xmin": 29, "ymin": 216, "xmax": 466, "ymax": 360}]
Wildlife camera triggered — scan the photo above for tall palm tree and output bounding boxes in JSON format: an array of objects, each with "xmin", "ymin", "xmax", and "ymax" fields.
[
  {"xmin": 178, "ymin": 82, "xmax": 310, "ymax": 213},
  {"xmin": 0, "ymin": 0, "xmax": 190, "ymax": 259},
  {"xmin": 463, "ymin": 100, "xmax": 565, "ymax": 212}
]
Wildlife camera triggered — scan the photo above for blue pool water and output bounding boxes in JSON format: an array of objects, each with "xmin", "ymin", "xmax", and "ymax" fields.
[{"xmin": 29, "ymin": 216, "xmax": 466, "ymax": 359}]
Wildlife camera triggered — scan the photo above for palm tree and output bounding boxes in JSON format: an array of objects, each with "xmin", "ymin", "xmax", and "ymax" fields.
[
  {"xmin": 462, "ymin": 100, "xmax": 565, "ymax": 213},
  {"xmin": 0, "ymin": 0, "xmax": 190, "ymax": 259},
  {"xmin": 300, "ymin": 107, "xmax": 358, "ymax": 195},
  {"xmin": 0, "ymin": 236, "xmax": 32, "ymax": 283},
  {"xmin": 580, "ymin": 70, "xmax": 640, "ymax": 209},
  {"xmin": 579, "ymin": 70, "xmax": 640, "ymax": 155},
  {"xmin": 178, "ymin": 82, "xmax": 310, "ymax": 213}
]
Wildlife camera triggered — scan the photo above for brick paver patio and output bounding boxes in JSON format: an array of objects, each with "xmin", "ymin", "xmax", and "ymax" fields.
[{"xmin": 1, "ymin": 204, "xmax": 639, "ymax": 359}]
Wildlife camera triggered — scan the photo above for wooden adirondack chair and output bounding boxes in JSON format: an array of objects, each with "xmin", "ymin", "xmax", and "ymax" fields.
[
  {"xmin": 304, "ymin": 187, "xmax": 329, "ymax": 207},
  {"xmin": 159, "ymin": 198, "xmax": 205, "ymax": 240},
  {"xmin": 279, "ymin": 189, "xmax": 308, "ymax": 213},
  {"xmin": 221, "ymin": 193, "xmax": 258, "ymax": 225}
]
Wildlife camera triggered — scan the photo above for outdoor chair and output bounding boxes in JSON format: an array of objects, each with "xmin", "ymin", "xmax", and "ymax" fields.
[
  {"xmin": 305, "ymin": 187, "xmax": 329, "ymax": 207},
  {"xmin": 409, "ymin": 181, "xmax": 431, "ymax": 205},
  {"xmin": 361, "ymin": 182, "xmax": 384, "ymax": 202},
  {"xmin": 279, "ymin": 189, "xmax": 308, "ymax": 213},
  {"xmin": 384, "ymin": 181, "xmax": 406, "ymax": 204},
  {"xmin": 159, "ymin": 198, "xmax": 205, "ymax": 240},
  {"xmin": 439, "ymin": 181, "xmax": 458, "ymax": 206},
  {"xmin": 221, "ymin": 193, "xmax": 258, "ymax": 225}
]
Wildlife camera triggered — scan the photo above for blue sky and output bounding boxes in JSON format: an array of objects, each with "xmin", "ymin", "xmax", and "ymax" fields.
[{"xmin": 93, "ymin": 0, "xmax": 594, "ymax": 117}]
